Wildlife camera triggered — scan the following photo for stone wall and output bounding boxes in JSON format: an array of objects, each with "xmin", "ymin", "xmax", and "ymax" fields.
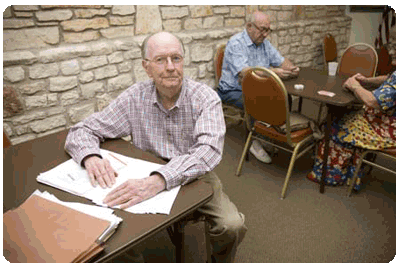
[{"xmin": 3, "ymin": 5, "xmax": 351, "ymax": 145}]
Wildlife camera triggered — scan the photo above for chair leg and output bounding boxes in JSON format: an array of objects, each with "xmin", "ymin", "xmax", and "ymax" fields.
[
  {"xmin": 236, "ymin": 130, "xmax": 253, "ymax": 176},
  {"xmin": 280, "ymin": 142, "xmax": 302, "ymax": 200},
  {"xmin": 347, "ymin": 151, "xmax": 368, "ymax": 197}
]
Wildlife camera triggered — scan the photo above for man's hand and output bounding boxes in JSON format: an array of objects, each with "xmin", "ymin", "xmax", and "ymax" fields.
[
  {"xmin": 103, "ymin": 173, "xmax": 166, "ymax": 209},
  {"xmin": 271, "ymin": 67, "xmax": 293, "ymax": 79},
  {"xmin": 83, "ymin": 155, "xmax": 118, "ymax": 188}
]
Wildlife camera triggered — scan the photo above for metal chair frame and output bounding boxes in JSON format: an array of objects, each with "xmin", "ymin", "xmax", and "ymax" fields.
[
  {"xmin": 235, "ymin": 67, "xmax": 315, "ymax": 199},
  {"xmin": 347, "ymin": 149, "xmax": 396, "ymax": 197}
]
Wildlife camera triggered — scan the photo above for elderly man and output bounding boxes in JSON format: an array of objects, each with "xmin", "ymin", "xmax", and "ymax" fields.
[
  {"xmin": 65, "ymin": 32, "xmax": 247, "ymax": 263},
  {"xmin": 217, "ymin": 11, "xmax": 299, "ymax": 164}
]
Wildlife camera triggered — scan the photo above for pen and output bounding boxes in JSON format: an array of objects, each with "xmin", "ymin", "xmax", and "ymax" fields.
[{"xmin": 108, "ymin": 153, "xmax": 127, "ymax": 166}]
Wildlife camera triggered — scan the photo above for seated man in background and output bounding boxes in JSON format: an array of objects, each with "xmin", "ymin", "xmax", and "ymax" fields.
[
  {"xmin": 217, "ymin": 11, "xmax": 299, "ymax": 164},
  {"xmin": 65, "ymin": 31, "xmax": 247, "ymax": 263}
]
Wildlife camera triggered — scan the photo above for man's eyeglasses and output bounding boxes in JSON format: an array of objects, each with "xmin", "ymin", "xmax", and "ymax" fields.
[
  {"xmin": 144, "ymin": 55, "xmax": 184, "ymax": 66},
  {"xmin": 252, "ymin": 23, "xmax": 272, "ymax": 34}
]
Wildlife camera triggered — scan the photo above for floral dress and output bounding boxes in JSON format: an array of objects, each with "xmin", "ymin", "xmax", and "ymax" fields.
[{"xmin": 307, "ymin": 72, "xmax": 396, "ymax": 190}]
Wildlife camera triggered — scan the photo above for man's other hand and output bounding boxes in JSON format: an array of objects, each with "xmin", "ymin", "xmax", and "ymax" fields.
[
  {"xmin": 103, "ymin": 174, "xmax": 166, "ymax": 209},
  {"xmin": 83, "ymin": 155, "xmax": 118, "ymax": 188}
]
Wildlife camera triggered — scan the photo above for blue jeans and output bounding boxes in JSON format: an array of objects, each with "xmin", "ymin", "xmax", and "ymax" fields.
[{"xmin": 217, "ymin": 89, "xmax": 244, "ymax": 110}]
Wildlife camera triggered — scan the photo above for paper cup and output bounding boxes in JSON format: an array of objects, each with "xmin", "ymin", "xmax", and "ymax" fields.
[{"xmin": 328, "ymin": 62, "xmax": 338, "ymax": 76}]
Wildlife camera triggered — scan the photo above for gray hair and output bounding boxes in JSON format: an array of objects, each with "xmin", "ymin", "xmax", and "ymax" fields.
[{"xmin": 141, "ymin": 32, "xmax": 185, "ymax": 59}]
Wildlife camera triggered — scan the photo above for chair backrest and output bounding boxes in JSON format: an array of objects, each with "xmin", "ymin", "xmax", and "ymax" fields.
[
  {"xmin": 214, "ymin": 44, "xmax": 226, "ymax": 86},
  {"xmin": 241, "ymin": 67, "xmax": 290, "ymax": 127},
  {"xmin": 323, "ymin": 34, "xmax": 337, "ymax": 65},
  {"xmin": 338, "ymin": 43, "xmax": 378, "ymax": 77}
]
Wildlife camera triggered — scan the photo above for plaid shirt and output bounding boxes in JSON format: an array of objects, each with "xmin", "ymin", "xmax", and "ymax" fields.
[
  {"xmin": 65, "ymin": 78, "xmax": 226, "ymax": 190},
  {"xmin": 219, "ymin": 29, "xmax": 284, "ymax": 93}
]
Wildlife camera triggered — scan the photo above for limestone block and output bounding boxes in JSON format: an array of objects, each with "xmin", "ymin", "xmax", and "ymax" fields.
[
  {"xmin": 135, "ymin": 6, "xmax": 162, "ymax": 35},
  {"xmin": 64, "ymin": 31, "xmax": 101, "ymax": 43},
  {"xmin": 3, "ymin": 51, "xmax": 37, "ymax": 66},
  {"xmin": 96, "ymin": 93, "xmax": 113, "ymax": 111},
  {"xmin": 19, "ymin": 81, "xmax": 46, "ymax": 95},
  {"xmin": 25, "ymin": 95, "xmax": 47, "ymax": 110},
  {"xmin": 94, "ymin": 65, "xmax": 119, "ymax": 80},
  {"xmin": 3, "ymin": 27, "xmax": 59, "ymax": 51},
  {"xmin": 203, "ymin": 16, "xmax": 224, "ymax": 29},
  {"xmin": 108, "ymin": 52, "xmax": 124, "ymax": 64},
  {"xmin": 75, "ymin": 8, "xmax": 110, "ymax": 18},
  {"xmin": 123, "ymin": 48, "xmax": 142, "ymax": 60},
  {"xmin": 213, "ymin": 6, "xmax": 230, "ymax": 14},
  {"xmin": 12, "ymin": 5, "xmax": 39, "ymax": 11},
  {"xmin": 110, "ymin": 16, "xmax": 134, "ymax": 26},
  {"xmin": 29, "ymin": 63, "xmax": 59, "ymax": 79},
  {"xmin": 30, "ymin": 115, "xmax": 67, "ymax": 133},
  {"xmin": 35, "ymin": 10, "xmax": 73, "ymax": 21},
  {"xmin": 4, "ymin": 6, "xmax": 13, "ymax": 17},
  {"xmin": 78, "ymin": 71, "xmax": 95, "ymax": 83},
  {"xmin": 225, "ymin": 19, "xmax": 245, "ymax": 27},
  {"xmin": 60, "ymin": 59, "xmax": 80, "ymax": 75},
  {"xmin": 81, "ymin": 81, "xmax": 105, "ymax": 98},
  {"xmin": 198, "ymin": 64, "xmax": 207, "ymax": 78},
  {"xmin": 163, "ymin": 19, "xmax": 182, "ymax": 32},
  {"xmin": 161, "ymin": 6, "xmax": 189, "ymax": 19},
  {"xmin": 60, "ymin": 90, "xmax": 80, "ymax": 106},
  {"xmin": 190, "ymin": 5, "xmax": 213, "ymax": 18},
  {"xmin": 184, "ymin": 67, "xmax": 198, "ymax": 80},
  {"xmin": 112, "ymin": 5, "xmax": 136, "ymax": 15},
  {"xmin": 3, "ymin": 19, "xmax": 35, "ymax": 29},
  {"xmin": 49, "ymin": 76, "xmax": 78, "ymax": 92},
  {"xmin": 108, "ymin": 74, "xmax": 133, "ymax": 91},
  {"xmin": 4, "ymin": 66, "xmax": 25, "ymax": 83},
  {"xmin": 68, "ymin": 103, "xmax": 96, "ymax": 123},
  {"xmin": 133, "ymin": 60, "xmax": 149, "ymax": 82},
  {"xmin": 230, "ymin": 6, "xmax": 245, "ymax": 17},
  {"xmin": 118, "ymin": 61, "xmax": 132, "ymax": 73},
  {"xmin": 91, "ymin": 42, "xmax": 114, "ymax": 56},
  {"xmin": 80, "ymin": 55, "xmax": 108, "ymax": 70},
  {"xmin": 190, "ymin": 43, "xmax": 214, "ymax": 62},
  {"xmin": 184, "ymin": 18, "xmax": 202, "ymax": 30},
  {"xmin": 113, "ymin": 39, "xmax": 136, "ymax": 51},
  {"xmin": 11, "ymin": 111, "xmax": 47, "ymax": 125},
  {"xmin": 100, "ymin": 26, "xmax": 135, "ymax": 39},
  {"xmin": 38, "ymin": 44, "xmax": 92, "ymax": 63},
  {"xmin": 61, "ymin": 18, "xmax": 109, "ymax": 32}
]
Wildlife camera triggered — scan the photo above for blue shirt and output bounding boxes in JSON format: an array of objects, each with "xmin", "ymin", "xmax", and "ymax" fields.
[{"xmin": 218, "ymin": 30, "xmax": 285, "ymax": 93}]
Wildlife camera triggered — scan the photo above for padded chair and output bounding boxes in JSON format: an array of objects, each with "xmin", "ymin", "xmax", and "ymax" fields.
[
  {"xmin": 214, "ymin": 44, "xmax": 245, "ymax": 124},
  {"xmin": 338, "ymin": 43, "xmax": 378, "ymax": 78},
  {"xmin": 323, "ymin": 34, "xmax": 338, "ymax": 68},
  {"xmin": 347, "ymin": 148, "xmax": 396, "ymax": 197},
  {"xmin": 235, "ymin": 67, "xmax": 315, "ymax": 199}
]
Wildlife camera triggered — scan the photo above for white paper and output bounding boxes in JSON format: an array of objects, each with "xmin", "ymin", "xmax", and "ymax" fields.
[{"xmin": 37, "ymin": 149, "xmax": 181, "ymax": 215}]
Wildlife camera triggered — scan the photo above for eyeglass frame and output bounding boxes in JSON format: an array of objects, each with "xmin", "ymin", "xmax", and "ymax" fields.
[
  {"xmin": 252, "ymin": 22, "xmax": 272, "ymax": 35},
  {"xmin": 144, "ymin": 54, "xmax": 184, "ymax": 66}
]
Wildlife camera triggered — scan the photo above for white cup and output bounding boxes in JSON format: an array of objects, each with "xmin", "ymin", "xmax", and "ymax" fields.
[{"xmin": 328, "ymin": 62, "xmax": 338, "ymax": 76}]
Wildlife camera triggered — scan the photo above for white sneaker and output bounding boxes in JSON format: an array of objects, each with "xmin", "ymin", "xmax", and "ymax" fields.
[{"xmin": 249, "ymin": 140, "xmax": 272, "ymax": 164}]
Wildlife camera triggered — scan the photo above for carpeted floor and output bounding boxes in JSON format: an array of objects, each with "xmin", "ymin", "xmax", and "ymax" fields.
[
  {"xmin": 217, "ymin": 123, "xmax": 396, "ymax": 263},
  {"xmin": 115, "ymin": 98, "xmax": 396, "ymax": 263}
]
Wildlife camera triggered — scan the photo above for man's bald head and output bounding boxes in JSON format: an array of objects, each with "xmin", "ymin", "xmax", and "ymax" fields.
[{"xmin": 141, "ymin": 32, "xmax": 185, "ymax": 59}]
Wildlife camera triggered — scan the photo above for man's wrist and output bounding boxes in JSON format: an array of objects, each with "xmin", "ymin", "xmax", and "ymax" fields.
[{"xmin": 148, "ymin": 172, "xmax": 167, "ymax": 192}]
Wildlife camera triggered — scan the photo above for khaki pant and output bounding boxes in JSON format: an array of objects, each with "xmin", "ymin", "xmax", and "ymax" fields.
[
  {"xmin": 197, "ymin": 171, "xmax": 247, "ymax": 262},
  {"xmin": 112, "ymin": 171, "xmax": 247, "ymax": 263}
]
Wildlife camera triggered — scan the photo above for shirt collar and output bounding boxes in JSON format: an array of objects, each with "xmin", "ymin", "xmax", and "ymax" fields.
[
  {"xmin": 243, "ymin": 29, "xmax": 256, "ymax": 47},
  {"xmin": 151, "ymin": 78, "xmax": 187, "ymax": 111}
]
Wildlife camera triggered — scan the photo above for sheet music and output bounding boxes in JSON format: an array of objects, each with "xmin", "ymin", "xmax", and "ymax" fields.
[{"xmin": 37, "ymin": 149, "xmax": 181, "ymax": 214}]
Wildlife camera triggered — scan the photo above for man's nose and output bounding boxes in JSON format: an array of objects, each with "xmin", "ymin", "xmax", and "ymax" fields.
[{"xmin": 165, "ymin": 57, "xmax": 175, "ymax": 70}]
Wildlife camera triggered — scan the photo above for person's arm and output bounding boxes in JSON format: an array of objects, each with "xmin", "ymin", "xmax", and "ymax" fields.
[
  {"xmin": 271, "ymin": 58, "xmax": 300, "ymax": 79},
  {"xmin": 354, "ymin": 73, "xmax": 389, "ymax": 89},
  {"xmin": 65, "ymin": 89, "xmax": 133, "ymax": 187},
  {"xmin": 343, "ymin": 75, "xmax": 380, "ymax": 108},
  {"xmin": 154, "ymin": 88, "xmax": 225, "ymax": 191}
]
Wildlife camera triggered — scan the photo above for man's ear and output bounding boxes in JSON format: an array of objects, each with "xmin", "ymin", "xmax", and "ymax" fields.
[{"xmin": 142, "ymin": 60, "xmax": 152, "ymax": 78}]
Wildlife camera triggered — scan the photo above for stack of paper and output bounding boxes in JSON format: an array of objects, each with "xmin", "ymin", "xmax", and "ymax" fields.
[
  {"xmin": 37, "ymin": 149, "xmax": 181, "ymax": 214},
  {"xmin": 3, "ymin": 190, "xmax": 122, "ymax": 263}
]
